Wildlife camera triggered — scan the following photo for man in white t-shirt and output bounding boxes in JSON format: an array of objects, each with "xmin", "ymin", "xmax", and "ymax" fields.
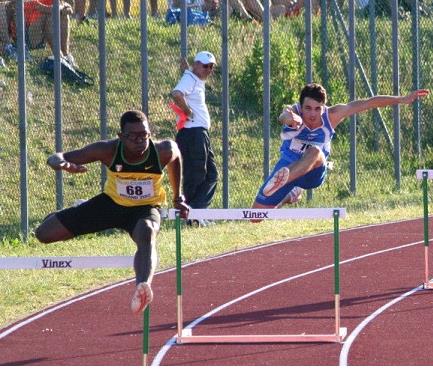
[{"xmin": 171, "ymin": 51, "xmax": 218, "ymax": 226}]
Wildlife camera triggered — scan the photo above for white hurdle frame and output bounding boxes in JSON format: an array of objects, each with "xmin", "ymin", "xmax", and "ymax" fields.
[
  {"xmin": 168, "ymin": 208, "xmax": 347, "ymax": 344},
  {"xmin": 416, "ymin": 169, "xmax": 433, "ymax": 289}
]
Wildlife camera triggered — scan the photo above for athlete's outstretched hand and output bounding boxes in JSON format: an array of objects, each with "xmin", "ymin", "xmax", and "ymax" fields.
[
  {"xmin": 401, "ymin": 89, "xmax": 430, "ymax": 105},
  {"xmin": 58, "ymin": 161, "xmax": 88, "ymax": 174},
  {"xmin": 47, "ymin": 154, "xmax": 88, "ymax": 174},
  {"xmin": 175, "ymin": 201, "xmax": 190, "ymax": 219}
]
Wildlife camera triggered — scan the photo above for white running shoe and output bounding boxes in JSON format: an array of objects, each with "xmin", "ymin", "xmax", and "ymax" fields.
[
  {"xmin": 64, "ymin": 53, "xmax": 78, "ymax": 68},
  {"xmin": 284, "ymin": 186, "xmax": 303, "ymax": 204},
  {"xmin": 130, "ymin": 282, "xmax": 153, "ymax": 314},
  {"xmin": 263, "ymin": 167, "xmax": 290, "ymax": 197}
]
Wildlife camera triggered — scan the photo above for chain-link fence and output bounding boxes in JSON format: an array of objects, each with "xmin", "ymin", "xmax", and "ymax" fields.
[{"xmin": 1, "ymin": 0, "xmax": 432, "ymax": 240}]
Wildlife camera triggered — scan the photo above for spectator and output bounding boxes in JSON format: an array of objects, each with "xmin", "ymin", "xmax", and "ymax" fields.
[
  {"xmin": 73, "ymin": 0, "xmax": 87, "ymax": 20},
  {"xmin": 357, "ymin": 0, "xmax": 431, "ymax": 17},
  {"xmin": 0, "ymin": 0, "xmax": 76, "ymax": 67},
  {"xmin": 0, "ymin": 0, "xmax": 16, "ymax": 59},
  {"xmin": 73, "ymin": 0, "xmax": 98, "ymax": 21},
  {"xmin": 109, "ymin": 0, "xmax": 131, "ymax": 18},
  {"xmin": 285, "ymin": 0, "xmax": 321, "ymax": 17},
  {"xmin": 75, "ymin": 0, "xmax": 126, "ymax": 21},
  {"xmin": 168, "ymin": 0, "xmax": 288, "ymax": 22},
  {"xmin": 227, "ymin": 0, "xmax": 256, "ymax": 20},
  {"xmin": 227, "ymin": 0, "xmax": 290, "ymax": 22},
  {"xmin": 150, "ymin": 0, "xmax": 158, "ymax": 16},
  {"xmin": 201, "ymin": 0, "xmax": 219, "ymax": 18},
  {"xmin": 171, "ymin": 51, "xmax": 218, "ymax": 227},
  {"xmin": 170, "ymin": 0, "xmax": 219, "ymax": 18}
]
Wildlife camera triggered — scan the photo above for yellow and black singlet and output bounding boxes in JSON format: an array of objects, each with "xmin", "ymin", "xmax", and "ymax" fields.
[{"xmin": 103, "ymin": 139, "xmax": 166, "ymax": 207}]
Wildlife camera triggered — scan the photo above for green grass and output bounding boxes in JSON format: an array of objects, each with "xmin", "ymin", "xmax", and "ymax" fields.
[{"xmin": 1, "ymin": 8, "xmax": 433, "ymax": 329}]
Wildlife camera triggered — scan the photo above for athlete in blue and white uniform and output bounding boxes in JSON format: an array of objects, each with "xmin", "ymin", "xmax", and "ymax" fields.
[
  {"xmin": 253, "ymin": 83, "xmax": 429, "ymax": 209},
  {"xmin": 280, "ymin": 102, "xmax": 334, "ymax": 162}
]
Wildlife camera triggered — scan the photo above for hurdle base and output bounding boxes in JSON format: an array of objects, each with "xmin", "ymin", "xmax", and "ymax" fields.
[
  {"xmin": 176, "ymin": 327, "xmax": 347, "ymax": 344},
  {"xmin": 423, "ymin": 281, "xmax": 433, "ymax": 290}
]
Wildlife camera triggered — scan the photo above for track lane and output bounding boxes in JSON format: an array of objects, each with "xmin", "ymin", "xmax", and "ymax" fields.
[{"xmin": 0, "ymin": 218, "xmax": 431, "ymax": 365}]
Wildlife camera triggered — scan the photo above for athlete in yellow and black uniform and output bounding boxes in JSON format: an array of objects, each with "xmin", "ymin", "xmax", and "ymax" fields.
[
  {"xmin": 49, "ymin": 138, "xmax": 167, "ymax": 237},
  {"xmin": 104, "ymin": 138, "xmax": 166, "ymax": 207},
  {"xmin": 35, "ymin": 110, "xmax": 190, "ymax": 315}
]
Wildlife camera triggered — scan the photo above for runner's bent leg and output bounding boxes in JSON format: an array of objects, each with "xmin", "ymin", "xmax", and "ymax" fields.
[
  {"xmin": 131, "ymin": 219, "xmax": 159, "ymax": 285},
  {"xmin": 130, "ymin": 218, "xmax": 159, "ymax": 314},
  {"xmin": 252, "ymin": 146, "xmax": 326, "ymax": 210},
  {"xmin": 285, "ymin": 146, "xmax": 326, "ymax": 184},
  {"xmin": 35, "ymin": 213, "xmax": 75, "ymax": 243}
]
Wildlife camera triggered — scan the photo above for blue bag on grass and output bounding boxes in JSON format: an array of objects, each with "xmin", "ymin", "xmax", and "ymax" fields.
[
  {"xmin": 165, "ymin": 7, "xmax": 210, "ymax": 26},
  {"xmin": 40, "ymin": 56, "xmax": 94, "ymax": 86}
]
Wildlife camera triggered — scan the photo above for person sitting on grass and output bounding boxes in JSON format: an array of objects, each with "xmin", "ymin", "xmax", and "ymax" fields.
[
  {"xmin": 0, "ymin": 0, "xmax": 77, "ymax": 67},
  {"xmin": 35, "ymin": 110, "xmax": 190, "ymax": 315}
]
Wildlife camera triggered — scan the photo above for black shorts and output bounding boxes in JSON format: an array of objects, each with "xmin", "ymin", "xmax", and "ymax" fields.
[{"xmin": 56, "ymin": 193, "xmax": 161, "ymax": 237}]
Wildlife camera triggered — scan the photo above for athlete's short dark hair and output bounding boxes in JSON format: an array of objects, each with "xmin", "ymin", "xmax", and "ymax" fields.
[
  {"xmin": 299, "ymin": 83, "xmax": 327, "ymax": 106},
  {"xmin": 120, "ymin": 110, "xmax": 148, "ymax": 131}
]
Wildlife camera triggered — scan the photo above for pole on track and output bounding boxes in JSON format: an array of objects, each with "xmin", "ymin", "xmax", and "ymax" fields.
[
  {"xmin": 333, "ymin": 209, "xmax": 342, "ymax": 337},
  {"xmin": 175, "ymin": 211, "xmax": 184, "ymax": 340},
  {"xmin": 423, "ymin": 172, "xmax": 429, "ymax": 247},
  {"xmin": 142, "ymin": 306, "xmax": 150, "ymax": 366},
  {"xmin": 422, "ymin": 172, "xmax": 432, "ymax": 289}
]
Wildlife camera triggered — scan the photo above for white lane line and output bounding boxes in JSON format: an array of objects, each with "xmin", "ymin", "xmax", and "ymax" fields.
[
  {"xmin": 0, "ymin": 279, "xmax": 134, "ymax": 339},
  {"xmin": 339, "ymin": 285, "xmax": 423, "ymax": 366},
  {"xmin": 152, "ymin": 239, "xmax": 426, "ymax": 366}
]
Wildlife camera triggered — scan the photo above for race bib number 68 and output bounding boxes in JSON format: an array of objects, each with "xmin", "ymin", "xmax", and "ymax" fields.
[{"xmin": 116, "ymin": 179, "xmax": 154, "ymax": 200}]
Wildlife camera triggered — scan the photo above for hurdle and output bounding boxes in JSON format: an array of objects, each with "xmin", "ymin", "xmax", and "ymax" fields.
[
  {"xmin": 0, "ymin": 255, "xmax": 151, "ymax": 366},
  {"xmin": 416, "ymin": 169, "xmax": 433, "ymax": 289},
  {"xmin": 168, "ymin": 208, "xmax": 347, "ymax": 344}
]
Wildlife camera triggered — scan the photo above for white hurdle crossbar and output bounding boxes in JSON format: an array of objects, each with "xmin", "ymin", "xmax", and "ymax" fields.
[
  {"xmin": 0, "ymin": 256, "xmax": 133, "ymax": 270},
  {"xmin": 168, "ymin": 208, "xmax": 347, "ymax": 344},
  {"xmin": 416, "ymin": 169, "xmax": 433, "ymax": 289}
]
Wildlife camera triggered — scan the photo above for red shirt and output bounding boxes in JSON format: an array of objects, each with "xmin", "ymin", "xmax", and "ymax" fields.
[
  {"xmin": 9, "ymin": 0, "xmax": 53, "ymax": 39},
  {"xmin": 24, "ymin": 0, "xmax": 53, "ymax": 25}
]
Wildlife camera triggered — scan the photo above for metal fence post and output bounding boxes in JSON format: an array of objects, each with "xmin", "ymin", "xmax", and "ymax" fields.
[
  {"xmin": 412, "ymin": 0, "xmax": 421, "ymax": 157},
  {"xmin": 53, "ymin": 0, "xmax": 63, "ymax": 211},
  {"xmin": 305, "ymin": 0, "xmax": 313, "ymax": 201},
  {"xmin": 222, "ymin": 0, "xmax": 229, "ymax": 208},
  {"xmin": 349, "ymin": 0, "xmax": 356, "ymax": 194},
  {"xmin": 391, "ymin": 0, "xmax": 401, "ymax": 190},
  {"xmin": 140, "ymin": 0, "xmax": 149, "ymax": 115},
  {"xmin": 263, "ymin": 0, "xmax": 270, "ymax": 182},
  {"xmin": 98, "ymin": 0, "xmax": 108, "ymax": 189},
  {"xmin": 17, "ymin": 0, "xmax": 28, "ymax": 240}
]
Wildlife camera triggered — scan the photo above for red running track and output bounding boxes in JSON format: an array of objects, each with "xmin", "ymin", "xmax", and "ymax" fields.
[{"xmin": 0, "ymin": 218, "xmax": 432, "ymax": 366}]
